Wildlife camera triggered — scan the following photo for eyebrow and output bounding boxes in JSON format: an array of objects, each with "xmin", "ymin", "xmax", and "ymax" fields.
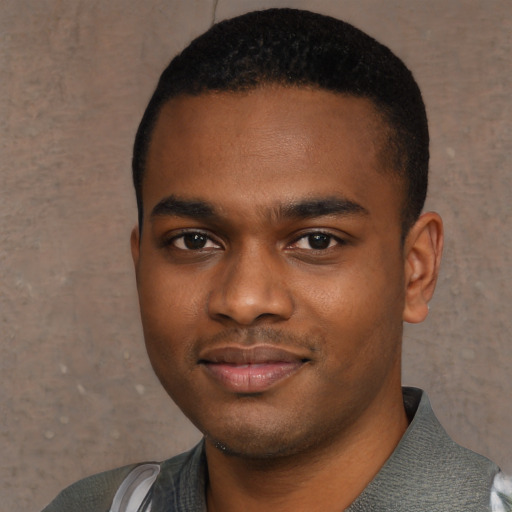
[
  {"xmin": 150, "ymin": 195, "xmax": 368, "ymax": 222},
  {"xmin": 151, "ymin": 195, "xmax": 217, "ymax": 220},
  {"xmin": 276, "ymin": 197, "xmax": 368, "ymax": 219}
]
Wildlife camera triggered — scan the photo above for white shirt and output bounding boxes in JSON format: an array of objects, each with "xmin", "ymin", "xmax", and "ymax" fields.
[{"xmin": 491, "ymin": 472, "xmax": 512, "ymax": 512}]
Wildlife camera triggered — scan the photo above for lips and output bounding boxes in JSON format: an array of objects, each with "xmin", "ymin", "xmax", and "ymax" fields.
[{"xmin": 198, "ymin": 345, "xmax": 308, "ymax": 393}]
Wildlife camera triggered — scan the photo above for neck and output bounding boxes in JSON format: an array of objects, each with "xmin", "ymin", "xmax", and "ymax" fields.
[{"xmin": 205, "ymin": 386, "xmax": 409, "ymax": 512}]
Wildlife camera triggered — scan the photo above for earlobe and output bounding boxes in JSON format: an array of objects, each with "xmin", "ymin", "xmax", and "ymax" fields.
[
  {"xmin": 130, "ymin": 225, "xmax": 140, "ymax": 268},
  {"xmin": 402, "ymin": 212, "xmax": 444, "ymax": 324}
]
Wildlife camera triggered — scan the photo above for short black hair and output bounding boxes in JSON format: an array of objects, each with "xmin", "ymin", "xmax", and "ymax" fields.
[{"xmin": 133, "ymin": 8, "xmax": 429, "ymax": 235}]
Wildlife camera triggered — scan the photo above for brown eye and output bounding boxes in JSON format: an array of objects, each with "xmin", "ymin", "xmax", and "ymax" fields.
[
  {"xmin": 183, "ymin": 233, "xmax": 207, "ymax": 249},
  {"xmin": 293, "ymin": 232, "xmax": 338, "ymax": 250},
  {"xmin": 172, "ymin": 232, "xmax": 219, "ymax": 250},
  {"xmin": 307, "ymin": 233, "xmax": 332, "ymax": 250}
]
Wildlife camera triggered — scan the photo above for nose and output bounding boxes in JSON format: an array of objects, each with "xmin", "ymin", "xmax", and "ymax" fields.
[{"xmin": 207, "ymin": 244, "xmax": 294, "ymax": 326}]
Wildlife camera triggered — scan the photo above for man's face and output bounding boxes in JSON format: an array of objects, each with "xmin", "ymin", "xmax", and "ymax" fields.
[{"xmin": 133, "ymin": 87, "xmax": 409, "ymax": 458}]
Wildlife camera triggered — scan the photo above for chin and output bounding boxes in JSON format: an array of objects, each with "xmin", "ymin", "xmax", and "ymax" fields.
[
  {"xmin": 208, "ymin": 436, "xmax": 298, "ymax": 459},
  {"xmin": 202, "ymin": 419, "xmax": 327, "ymax": 461}
]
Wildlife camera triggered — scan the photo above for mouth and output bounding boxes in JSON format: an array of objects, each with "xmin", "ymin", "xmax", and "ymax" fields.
[{"xmin": 198, "ymin": 345, "xmax": 310, "ymax": 393}]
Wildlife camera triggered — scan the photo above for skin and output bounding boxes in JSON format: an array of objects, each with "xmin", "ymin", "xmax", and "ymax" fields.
[{"xmin": 131, "ymin": 86, "xmax": 443, "ymax": 511}]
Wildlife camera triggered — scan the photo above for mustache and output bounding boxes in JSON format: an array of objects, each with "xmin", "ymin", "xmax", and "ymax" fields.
[{"xmin": 190, "ymin": 326, "xmax": 322, "ymax": 360}]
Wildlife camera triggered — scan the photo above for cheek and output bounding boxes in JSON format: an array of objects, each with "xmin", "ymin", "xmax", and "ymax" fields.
[
  {"xmin": 298, "ymin": 266, "xmax": 382, "ymax": 322},
  {"xmin": 300, "ymin": 259, "xmax": 404, "ymax": 354},
  {"xmin": 137, "ymin": 267, "xmax": 206, "ymax": 356}
]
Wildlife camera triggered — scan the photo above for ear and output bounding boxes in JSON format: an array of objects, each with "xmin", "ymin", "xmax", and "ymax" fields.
[
  {"xmin": 130, "ymin": 225, "xmax": 140, "ymax": 269},
  {"xmin": 402, "ymin": 212, "xmax": 444, "ymax": 323}
]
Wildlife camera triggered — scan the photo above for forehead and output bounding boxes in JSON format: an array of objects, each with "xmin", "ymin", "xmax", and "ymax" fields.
[{"xmin": 144, "ymin": 87, "xmax": 400, "ymax": 221}]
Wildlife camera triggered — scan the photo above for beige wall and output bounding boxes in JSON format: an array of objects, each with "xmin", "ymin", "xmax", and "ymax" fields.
[{"xmin": 1, "ymin": 1, "xmax": 510, "ymax": 509}]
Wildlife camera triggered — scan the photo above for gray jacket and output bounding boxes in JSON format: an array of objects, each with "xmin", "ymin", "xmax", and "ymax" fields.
[{"xmin": 42, "ymin": 388, "xmax": 499, "ymax": 511}]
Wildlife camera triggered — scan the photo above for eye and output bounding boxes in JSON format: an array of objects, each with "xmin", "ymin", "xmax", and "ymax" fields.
[
  {"xmin": 171, "ymin": 232, "xmax": 220, "ymax": 250},
  {"xmin": 292, "ymin": 232, "xmax": 340, "ymax": 250}
]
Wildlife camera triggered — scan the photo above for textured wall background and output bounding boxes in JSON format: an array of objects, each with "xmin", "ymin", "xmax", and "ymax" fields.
[{"xmin": 1, "ymin": 1, "xmax": 510, "ymax": 509}]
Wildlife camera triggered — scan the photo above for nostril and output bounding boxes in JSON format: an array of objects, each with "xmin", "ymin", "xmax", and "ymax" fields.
[{"xmin": 254, "ymin": 312, "xmax": 281, "ymax": 321}]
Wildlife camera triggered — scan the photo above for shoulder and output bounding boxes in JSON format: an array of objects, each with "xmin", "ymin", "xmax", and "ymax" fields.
[
  {"xmin": 41, "ymin": 446, "xmax": 203, "ymax": 512},
  {"xmin": 348, "ymin": 389, "xmax": 500, "ymax": 512},
  {"xmin": 41, "ymin": 463, "xmax": 142, "ymax": 512},
  {"xmin": 402, "ymin": 388, "xmax": 499, "ymax": 505}
]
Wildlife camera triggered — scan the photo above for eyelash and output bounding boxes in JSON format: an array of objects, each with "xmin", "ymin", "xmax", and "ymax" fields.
[
  {"xmin": 289, "ymin": 232, "xmax": 343, "ymax": 251},
  {"xmin": 164, "ymin": 230, "xmax": 345, "ymax": 252},
  {"xmin": 165, "ymin": 230, "xmax": 222, "ymax": 251}
]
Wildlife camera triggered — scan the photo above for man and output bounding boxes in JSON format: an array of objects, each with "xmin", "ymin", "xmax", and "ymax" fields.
[{"xmin": 43, "ymin": 8, "xmax": 511, "ymax": 512}]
